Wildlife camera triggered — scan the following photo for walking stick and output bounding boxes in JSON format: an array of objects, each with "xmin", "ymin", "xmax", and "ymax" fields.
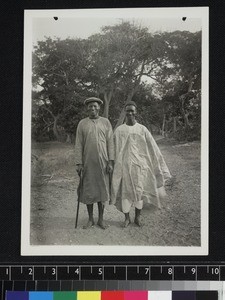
[
  {"xmin": 108, "ymin": 170, "xmax": 112, "ymax": 206},
  {"xmin": 75, "ymin": 169, "xmax": 83, "ymax": 228}
]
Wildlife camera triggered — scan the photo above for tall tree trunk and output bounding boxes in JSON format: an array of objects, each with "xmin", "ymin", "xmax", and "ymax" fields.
[
  {"xmin": 66, "ymin": 133, "xmax": 72, "ymax": 143},
  {"xmin": 53, "ymin": 116, "xmax": 60, "ymax": 141},
  {"xmin": 173, "ymin": 116, "xmax": 177, "ymax": 133},
  {"xmin": 103, "ymin": 100, "xmax": 109, "ymax": 118},
  {"xmin": 41, "ymin": 106, "xmax": 61, "ymax": 141},
  {"xmin": 102, "ymin": 89, "xmax": 113, "ymax": 118},
  {"xmin": 184, "ymin": 113, "xmax": 190, "ymax": 128},
  {"xmin": 179, "ymin": 77, "xmax": 193, "ymax": 128},
  {"xmin": 161, "ymin": 114, "xmax": 166, "ymax": 136},
  {"xmin": 180, "ymin": 97, "xmax": 190, "ymax": 128},
  {"xmin": 114, "ymin": 109, "xmax": 125, "ymax": 130}
]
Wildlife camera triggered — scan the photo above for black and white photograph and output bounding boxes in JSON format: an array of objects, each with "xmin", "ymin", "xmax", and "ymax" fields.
[{"xmin": 21, "ymin": 7, "xmax": 208, "ymax": 256}]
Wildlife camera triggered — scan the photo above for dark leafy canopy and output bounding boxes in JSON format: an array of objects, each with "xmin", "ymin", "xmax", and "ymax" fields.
[
  {"xmin": 32, "ymin": 38, "xmax": 93, "ymax": 142},
  {"xmin": 32, "ymin": 22, "xmax": 202, "ymax": 142},
  {"xmin": 151, "ymin": 31, "xmax": 201, "ymax": 140}
]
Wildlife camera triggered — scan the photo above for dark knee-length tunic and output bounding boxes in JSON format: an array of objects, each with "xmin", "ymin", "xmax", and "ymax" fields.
[{"xmin": 74, "ymin": 117, "xmax": 114, "ymax": 204}]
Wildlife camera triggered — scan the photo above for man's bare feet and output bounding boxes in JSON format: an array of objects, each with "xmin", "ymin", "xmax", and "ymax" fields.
[
  {"xmin": 123, "ymin": 218, "xmax": 131, "ymax": 228},
  {"xmin": 83, "ymin": 220, "xmax": 94, "ymax": 229},
  {"xmin": 97, "ymin": 220, "xmax": 106, "ymax": 230},
  {"xmin": 134, "ymin": 216, "xmax": 142, "ymax": 227}
]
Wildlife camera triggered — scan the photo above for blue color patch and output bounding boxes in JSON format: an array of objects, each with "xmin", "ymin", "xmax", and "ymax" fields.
[{"xmin": 29, "ymin": 292, "xmax": 53, "ymax": 300}]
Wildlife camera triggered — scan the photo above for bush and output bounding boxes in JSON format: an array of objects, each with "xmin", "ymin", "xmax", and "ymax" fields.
[{"xmin": 174, "ymin": 125, "xmax": 201, "ymax": 142}]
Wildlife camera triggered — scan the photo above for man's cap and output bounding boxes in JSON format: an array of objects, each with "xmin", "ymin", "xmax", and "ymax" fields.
[
  {"xmin": 125, "ymin": 101, "xmax": 137, "ymax": 108},
  {"xmin": 84, "ymin": 97, "xmax": 103, "ymax": 105}
]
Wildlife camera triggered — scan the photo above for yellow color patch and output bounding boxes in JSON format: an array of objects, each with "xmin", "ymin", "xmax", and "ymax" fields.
[{"xmin": 77, "ymin": 291, "xmax": 101, "ymax": 300}]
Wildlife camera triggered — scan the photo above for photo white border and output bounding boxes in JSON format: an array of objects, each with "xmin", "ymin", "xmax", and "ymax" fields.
[{"xmin": 21, "ymin": 7, "xmax": 209, "ymax": 256}]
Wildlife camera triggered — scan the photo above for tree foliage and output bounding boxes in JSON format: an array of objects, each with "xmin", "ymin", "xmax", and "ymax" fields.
[{"xmin": 32, "ymin": 22, "xmax": 202, "ymax": 142}]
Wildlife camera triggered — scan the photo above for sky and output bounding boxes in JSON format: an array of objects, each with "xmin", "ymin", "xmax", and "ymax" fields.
[{"xmin": 31, "ymin": 8, "xmax": 203, "ymax": 43}]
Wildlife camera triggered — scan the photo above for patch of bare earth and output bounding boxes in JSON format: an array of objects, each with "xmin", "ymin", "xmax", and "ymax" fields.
[{"xmin": 30, "ymin": 139, "xmax": 200, "ymax": 247}]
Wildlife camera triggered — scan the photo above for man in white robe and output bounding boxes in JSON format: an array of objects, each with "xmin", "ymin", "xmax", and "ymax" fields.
[
  {"xmin": 111, "ymin": 101, "xmax": 171, "ymax": 227},
  {"xmin": 75, "ymin": 97, "xmax": 114, "ymax": 229}
]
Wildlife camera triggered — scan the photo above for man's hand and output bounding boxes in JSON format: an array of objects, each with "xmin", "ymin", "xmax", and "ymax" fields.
[
  {"xmin": 76, "ymin": 164, "xmax": 84, "ymax": 177},
  {"xmin": 106, "ymin": 160, "xmax": 114, "ymax": 174}
]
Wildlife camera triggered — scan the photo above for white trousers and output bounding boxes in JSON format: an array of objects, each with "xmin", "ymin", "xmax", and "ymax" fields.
[{"xmin": 121, "ymin": 199, "xmax": 143, "ymax": 213}]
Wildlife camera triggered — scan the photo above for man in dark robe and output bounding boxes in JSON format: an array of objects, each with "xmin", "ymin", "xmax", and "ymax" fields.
[{"xmin": 75, "ymin": 97, "xmax": 114, "ymax": 229}]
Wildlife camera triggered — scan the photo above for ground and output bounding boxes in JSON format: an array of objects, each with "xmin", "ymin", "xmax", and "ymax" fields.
[{"xmin": 30, "ymin": 137, "xmax": 201, "ymax": 247}]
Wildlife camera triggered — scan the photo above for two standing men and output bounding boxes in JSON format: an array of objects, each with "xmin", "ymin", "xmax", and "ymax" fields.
[{"xmin": 75, "ymin": 98, "xmax": 170, "ymax": 228}]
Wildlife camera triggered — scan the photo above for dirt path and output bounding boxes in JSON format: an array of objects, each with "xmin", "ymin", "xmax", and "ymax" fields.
[{"xmin": 30, "ymin": 138, "xmax": 200, "ymax": 247}]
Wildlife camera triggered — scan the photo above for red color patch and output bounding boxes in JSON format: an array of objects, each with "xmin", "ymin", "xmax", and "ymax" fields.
[{"xmin": 101, "ymin": 291, "xmax": 124, "ymax": 300}]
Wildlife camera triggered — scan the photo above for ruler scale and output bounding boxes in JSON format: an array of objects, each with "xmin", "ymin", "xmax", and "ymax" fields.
[
  {"xmin": 0, "ymin": 265, "xmax": 224, "ymax": 282},
  {"xmin": 0, "ymin": 264, "xmax": 224, "ymax": 299}
]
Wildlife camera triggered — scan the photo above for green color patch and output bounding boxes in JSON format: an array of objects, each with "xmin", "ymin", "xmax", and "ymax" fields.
[{"xmin": 53, "ymin": 292, "xmax": 77, "ymax": 300}]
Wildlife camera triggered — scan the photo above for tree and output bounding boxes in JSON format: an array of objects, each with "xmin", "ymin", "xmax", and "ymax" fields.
[
  {"xmin": 32, "ymin": 37, "xmax": 90, "ymax": 140},
  {"xmin": 150, "ymin": 31, "xmax": 202, "ymax": 139},
  {"xmin": 32, "ymin": 26, "xmax": 202, "ymax": 142},
  {"xmin": 85, "ymin": 22, "xmax": 157, "ymax": 127}
]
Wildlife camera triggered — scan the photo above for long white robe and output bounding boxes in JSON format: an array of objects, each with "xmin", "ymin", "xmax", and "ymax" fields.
[
  {"xmin": 74, "ymin": 117, "xmax": 114, "ymax": 204},
  {"xmin": 111, "ymin": 123, "xmax": 171, "ymax": 211}
]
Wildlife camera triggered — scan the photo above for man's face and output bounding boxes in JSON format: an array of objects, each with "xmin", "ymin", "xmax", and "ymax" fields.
[
  {"xmin": 125, "ymin": 105, "xmax": 137, "ymax": 122},
  {"xmin": 87, "ymin": 101, "xmax": 100, "ymax": 118}
]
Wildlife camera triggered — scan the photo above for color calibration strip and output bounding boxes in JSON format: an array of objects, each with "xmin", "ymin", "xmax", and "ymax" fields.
[{"xmin": 6, "ymin": 291, "xmax": 218, "ymax": 300}]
